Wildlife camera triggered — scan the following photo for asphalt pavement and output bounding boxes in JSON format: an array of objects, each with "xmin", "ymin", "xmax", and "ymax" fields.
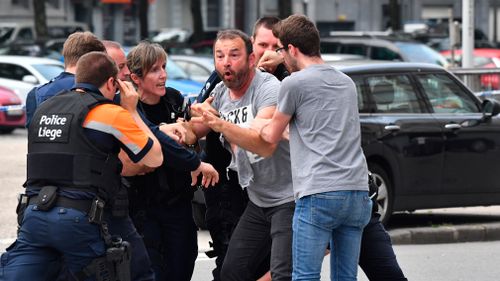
[{"xmin": 196, "ymin": 205, "xmax": 500, "ymax": 255}]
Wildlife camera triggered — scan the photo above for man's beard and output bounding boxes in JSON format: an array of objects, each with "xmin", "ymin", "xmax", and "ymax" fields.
[
  {"xmin": 217, "ymin": 63, "xmax": 251, "ymax": 90},
  {"xmin": 285, "ymin": 57, "xmax": 299, "ymax": 73}
]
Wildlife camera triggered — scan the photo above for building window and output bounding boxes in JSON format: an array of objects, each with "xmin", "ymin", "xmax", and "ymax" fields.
[
  {"xmin": 206, "ymin": 0, "xmax": 220, "ymax": 28},
  {"xmin": 46, "ymin": 0, "xmax": 60, "ymax": 9},
  {"xmin": 11, "ymin": 0, "xmax": 29, "ymax": 9}
]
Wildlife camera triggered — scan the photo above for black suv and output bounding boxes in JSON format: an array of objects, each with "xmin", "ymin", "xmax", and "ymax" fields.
[{"xmin": 335, "ymin": 62, "xmax": 500, "ymax": 224}]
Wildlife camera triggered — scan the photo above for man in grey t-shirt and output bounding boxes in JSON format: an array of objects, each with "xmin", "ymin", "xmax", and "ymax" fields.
[
  {"xmin": 259, "ymin": 15, "xmax": 372, "ymax": 280},
  {"xmin": 191, "ymin": 29, "xmax": 294, "ymax": 281}
]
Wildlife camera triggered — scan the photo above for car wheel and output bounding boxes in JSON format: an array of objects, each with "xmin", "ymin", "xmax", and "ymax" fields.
[
  {"xmin": 369, "ymin": 163, "xmax": 393, "ymax": 225},
  {"xmin": 192, "ymin": 202, "xmax": 207, "ymax": 230}
]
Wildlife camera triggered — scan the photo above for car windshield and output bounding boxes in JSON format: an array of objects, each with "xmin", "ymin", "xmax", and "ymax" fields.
[
  {"xmin": 31, "ymin": 63, "xmax": 64, "ymax": 80},
  {"xmin": 395, "ymin": 42, "xmax": 448, "ymax": 66},
  {"xmin": 0, "ymin": 27, "xmax": 14, "ymax": 45},
  {"xmin": 167, "ymin": 59, "xmax": 189, "ymax": 80}
]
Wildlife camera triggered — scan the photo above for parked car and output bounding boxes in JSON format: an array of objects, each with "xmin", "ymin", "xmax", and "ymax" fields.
[
  {"xmin": 329, "ymin": 62, "xmax": 500, "ymax": 224},
  {"xmin": 440, "ymin": 49, "xmax": 500, "ymax": 90},
  {"xmin": 170, "ymin": 55, "xmax": 214, "ymax": 83},
  {"xmin": 0, "ymin": 85, "xmax": 25, "ymax": 134},
  {"xmin": 0, "ymin": 55, "xmax": 64, "ymax": 104},
  {"xmin": 165, "ymin": 59, "xmax": 204, "ymax": 100},
  {"xmin": 320, "ymin": 33, "xmax": 449, "ymax": 67},
  {"xmin": 0, "ymin": 21, "xmax": 87, "ymax": 46}
]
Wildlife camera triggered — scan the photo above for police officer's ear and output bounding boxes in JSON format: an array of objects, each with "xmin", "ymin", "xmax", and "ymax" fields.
[
  {"xmin": 102, "ymin": 77, "xmax": 118, "ymax": 99},
  {"xmin": 130, "ymin": 72, "xmax": 141, "ymax": 87}
]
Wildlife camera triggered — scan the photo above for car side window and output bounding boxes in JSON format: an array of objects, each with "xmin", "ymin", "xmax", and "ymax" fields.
[
  {"xmin": 339, "ymin": 44, "xmax": 366, "ymax": 56},
  {"xmin": 371, "ymin": 47, "xmax": 402, "ymax": 61},
  {"xmin": 187, "ymin": 62, "xmax": 211, "ymax": 76},
  {"xmin": 0, "ymin": 63, "xmax": 31, "ymax": 81},
  {"xmin": 18, "ymin": 27, "xmax": 34, "ymax": 41},
  {"xmin": 350, "ymin": 76, "xmax": 367, "ymax": 113},
  {"xmin": 320, "ymin": 42, "xmax": 341, "ymax": 54},
  {"xmin": 416, "ymin": 73, "xmax": 479, "ymax": 113},
  {"xmin": 367, "ymin": 75, "xmax": 422, "ymax": 113}
]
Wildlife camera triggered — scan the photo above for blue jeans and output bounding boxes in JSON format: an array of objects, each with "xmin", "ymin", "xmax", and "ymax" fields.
[
  {"xmin": 292, "ymin": 190, "xmax": 372, "ymax": 281},
  {"xmin": 0, "ymin": 205, "xmax": 106, "ymax": 281}
]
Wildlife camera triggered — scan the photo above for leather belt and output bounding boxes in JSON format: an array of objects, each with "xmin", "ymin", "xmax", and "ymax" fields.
[{"xmin": 28, "ymin": 195, "xmax": 93, "ymax": 214}]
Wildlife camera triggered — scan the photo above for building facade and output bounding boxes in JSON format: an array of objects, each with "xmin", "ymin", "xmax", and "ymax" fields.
[{"xmin": 0, "ymin": 0, "xmax": 499, "ymax": 45}]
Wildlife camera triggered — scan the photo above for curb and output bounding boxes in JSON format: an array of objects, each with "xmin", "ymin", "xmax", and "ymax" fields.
[{"xmin": 388, "ymin": 222, "xmax": 500, "ymax": 244}]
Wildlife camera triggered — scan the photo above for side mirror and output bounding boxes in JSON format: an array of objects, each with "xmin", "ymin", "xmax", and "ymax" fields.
[
  {"xmin": 22, "ymin": 75, "xmax": 38, "ymax": 84},
  {"xmin": 460, "ymin": 99, "xmax": 500, "ymax": 128},
  {"xmin": 481, "ymin": 99, "xmax": 500, "ymax": 119}
]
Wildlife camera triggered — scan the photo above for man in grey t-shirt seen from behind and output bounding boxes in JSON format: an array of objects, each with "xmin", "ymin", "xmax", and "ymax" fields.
[
  {"xmin": 190, "ymin": 29, "xmax": 294, "ymax": 281},
  {"xmin": 259, "ymin": 14, "xmax": 372, "ymax": 281}
]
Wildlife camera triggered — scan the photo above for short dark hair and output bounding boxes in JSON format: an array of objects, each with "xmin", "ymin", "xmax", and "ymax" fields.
[
  {"xmin": 273, "ymin": 14, "xmax": 320, "ymax": 57},
  {"xmin": 76, "ymin": 51, "xmax": 118, "ymax": 88},
  {"xmin": 214, "ymin": 29, "xmax": 253, "ymax": 56},
  {"xmin": 252, "ymin": 16, "xmax": 281, "ymax": 38},
  {"xmin": 62, "ymin": 31, "xmax": 106, "ymax": 67}
]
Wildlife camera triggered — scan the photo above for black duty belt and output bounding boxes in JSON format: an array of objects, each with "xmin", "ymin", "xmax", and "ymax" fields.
[{"xmin": 28, "ymin": 195, "xmax": 93, "ymax": 214}]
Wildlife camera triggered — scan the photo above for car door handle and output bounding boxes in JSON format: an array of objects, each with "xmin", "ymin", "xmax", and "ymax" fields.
[
  {"xmin": 384, "ymin": 125, "xmax": 400, "ymax": 132},
  {"xmin": 444, "ymin": 123, "xmax": 461, "ymax": 130}
]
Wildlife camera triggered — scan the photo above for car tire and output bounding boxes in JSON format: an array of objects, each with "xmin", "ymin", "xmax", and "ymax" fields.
[
  {"xmin": 192, "ymin": 202, "xmax": 207, "ymax": 230},
  {"xmin": 368, "ymin": 163, "xmax": 393, "ymax": 225},
  {"xmin": 0, "ymin": 128, "xmax": 15, "ymax": 134}
]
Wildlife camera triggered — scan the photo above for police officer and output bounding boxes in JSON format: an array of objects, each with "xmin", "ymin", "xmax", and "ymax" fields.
[
  {"xmin": 0, "ymin": 51, "xmax": 163, "ymax": 281},
  {"xmin": 25, "ymin": 31, "xmax": 106, "ymax": 128},
  {"xmin": 124, "ymin": 41, "xmax": 219, "ymax": 281}
]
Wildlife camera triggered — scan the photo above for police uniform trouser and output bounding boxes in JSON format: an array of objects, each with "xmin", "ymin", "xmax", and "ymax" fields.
[
  {"xmin": 131, "ymin": 199, "xmax": 198, "ymax": 281},
  {"xmin": 0, "ymin": 205, "xmax": 105, "ymax": 281},
  {"xmin": 359, "ymin": 213, "xmax": 408, "ymax": 281}
]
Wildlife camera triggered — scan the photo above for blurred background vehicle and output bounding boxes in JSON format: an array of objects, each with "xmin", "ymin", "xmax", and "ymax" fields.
[
  {"xmin": 441, "ymin": 49, "xmax": 500, "ymax": 90},
  {"xmin": 0, "ymin": 21, "xmax": 87, "ymax": 47},
  {"xmin": 123, "ymin": 46, "xmax": 204, "ymax": 100},
  {"xmin": 0, "ymin": 85, "xmax": 25, "ymax": 134},
  {"xmin": 320, "ymin": 32, "xmax": 449, "ymax": 67},
  {"xmin": 322, "ymin": 53, "xmax": 368, "ymax": 63},
  {"xmin": 165, "ymin": 59, "xmax": 203, "ymax": 101},
  {"xmin": 0, "ymin": 43, "xmax": 62, "ymax": 61},
  {"xmin": 151, "ymin": 28, "xmax": 191, "ymax": 44},
  {"xmin": 170, "ymin": 54, "xmax": 214, "ymax": 83},
  {"xmin": 0, "ymin": 55, "xmax": 64, "ymax": 104}
]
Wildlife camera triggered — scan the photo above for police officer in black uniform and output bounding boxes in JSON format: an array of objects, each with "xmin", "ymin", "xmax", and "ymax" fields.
[
  {"xmin": 0, "ymin": 51, "xmax": 163, "ymax": 281},
  {"xmin": 124, "ymin": 41, "xmax": 218, "ymax": 281}
]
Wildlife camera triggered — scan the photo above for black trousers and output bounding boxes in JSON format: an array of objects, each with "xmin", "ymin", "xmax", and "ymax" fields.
[
  {"xmin": 220, "ymin": 201, "xmax": 295, "ymax": 281},
  {"xmin": 359, "ymin": 213, "xmax": 408, "ymax": 281},
  {"xmin": 203, "ymin": 172, "xmax": 250, "ymax": 281},
  {"xmin": 131, "ymin": 200, "xmax": 198, "ymax": 281}
]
